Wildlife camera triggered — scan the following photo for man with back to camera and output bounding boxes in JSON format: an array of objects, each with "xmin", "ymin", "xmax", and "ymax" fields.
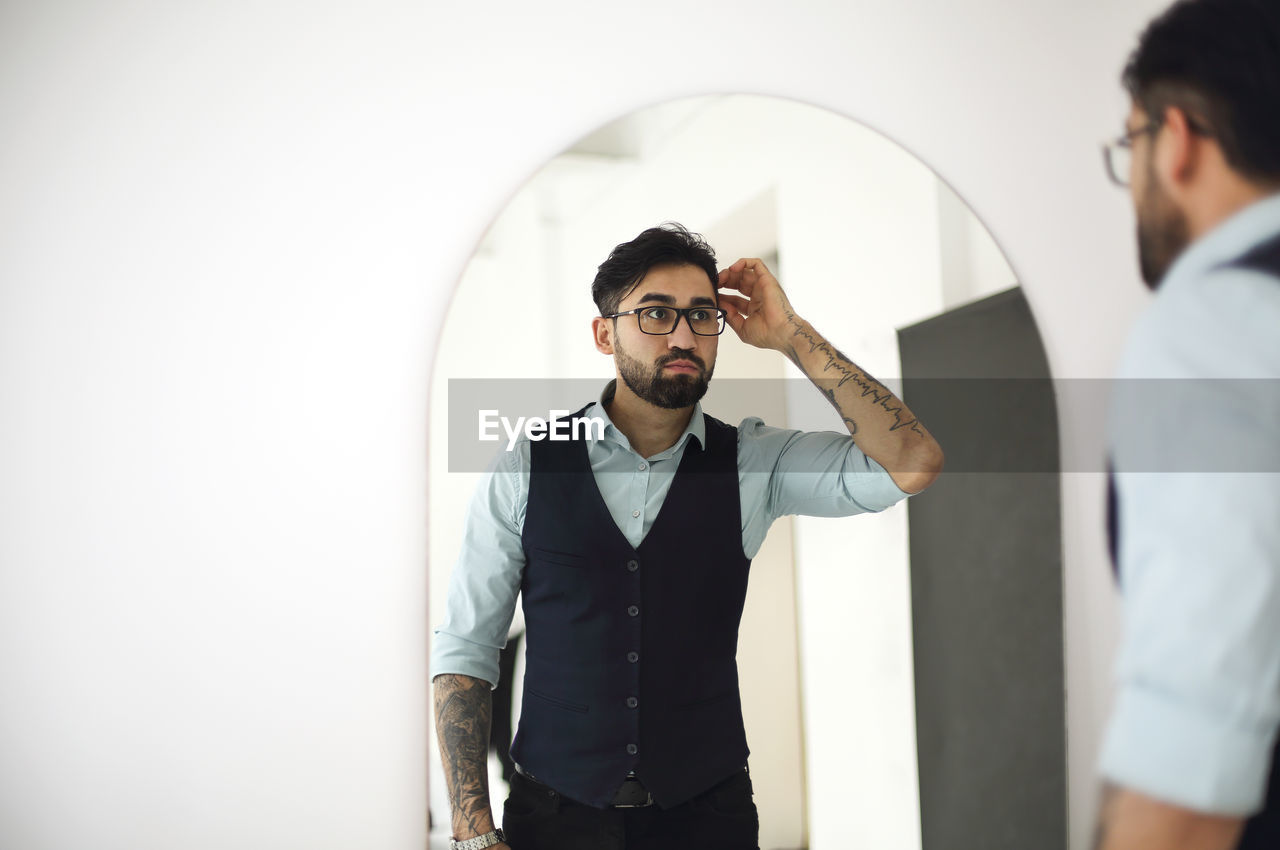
[
  {"xmin": 431, "ymin": 223, "xmax": 944, "ymax": 850},
  {"xmin": 1096, "ymin": 1, "xmax": 1280, "ymax": 848}
]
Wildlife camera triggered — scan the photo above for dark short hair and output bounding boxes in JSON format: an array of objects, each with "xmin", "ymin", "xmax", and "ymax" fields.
[
  {"xmin": 591, "ymin": 223, "xmax": 719, "ymax": 316},
  {"xmin": 1123, "ymin": 0, "xmax": 1280, "ymax": 184}
]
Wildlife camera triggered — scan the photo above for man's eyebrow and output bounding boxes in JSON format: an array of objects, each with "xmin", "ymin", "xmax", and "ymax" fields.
[
  {"xmin": 634, "ymin": 293, "xmax": 676, "ymax": 305},
  {"xmin": 633, "ymin": 293, "xmax": 718, "ymax": 306}
]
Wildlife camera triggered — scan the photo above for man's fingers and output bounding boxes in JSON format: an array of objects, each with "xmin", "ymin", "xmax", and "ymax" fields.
[
  {"xmin": 720, "ymin": 258, "xmax": 781, "ymax": 305},
  {"xmin": 718, "ymin": 292, "xmax": 751, "ymax": 316},
  {"xmin": 718, "ymin": 266, "xmax": 752, "ymax": 296},
  {"xmin": 723, "ymin": 306, "xmax": 746, "ymax": 337}
]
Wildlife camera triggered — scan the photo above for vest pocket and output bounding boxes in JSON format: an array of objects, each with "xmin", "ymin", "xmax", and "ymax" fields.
[
  {"xmin": 528, "ymin": 547, "xmax": 588, "ymax": 568},
  {"xmin": 526, "ymin": 686, "xmax": 589, "ymax": 713}
]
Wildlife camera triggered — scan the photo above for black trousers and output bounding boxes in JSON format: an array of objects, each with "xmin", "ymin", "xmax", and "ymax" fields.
[{"xmin": 502, "ymin": 768, "xmax": 760, "ymax": 850}]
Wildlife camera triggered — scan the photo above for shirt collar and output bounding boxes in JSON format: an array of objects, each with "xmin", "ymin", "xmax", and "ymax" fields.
[
  {"xmin": 586, "ymin": 379, "xmax": 706, "ymax": 457},
  {"xmin": 1161, "ymin": 192, "xmax": 1280, "ymax": 292}
]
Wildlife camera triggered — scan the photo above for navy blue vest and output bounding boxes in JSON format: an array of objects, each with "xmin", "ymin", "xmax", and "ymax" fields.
[
  {"xmin": 512, "ymin": 407, "xmax": 751, "ymax": 809},
  {"xmin": 1107, "ymin": 228, "xmax": 1280, "ymax": 847}
]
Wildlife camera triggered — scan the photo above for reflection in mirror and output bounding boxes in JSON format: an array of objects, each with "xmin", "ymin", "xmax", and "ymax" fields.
[{"xmin": 428, "ymin": 94, "xmax": 1021, "ymax": 850}]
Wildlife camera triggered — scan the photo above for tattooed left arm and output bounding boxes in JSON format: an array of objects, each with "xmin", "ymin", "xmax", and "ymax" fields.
[
  {"xmin": 778, "ymin": 313, "xmax": 942, "ymax": 492},
  {"xmin": 718, "ymin": 257, "xmax": 944, "ymax": 493}
]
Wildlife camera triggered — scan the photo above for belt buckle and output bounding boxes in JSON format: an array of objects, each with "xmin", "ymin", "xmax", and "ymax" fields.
[
  {"xmin": 610, "ymin": 778, "xmax": 654, "ymax": 808},
  {"xmin": 611, "ymin": 794, "xmax": 653, "ymax": 808}
]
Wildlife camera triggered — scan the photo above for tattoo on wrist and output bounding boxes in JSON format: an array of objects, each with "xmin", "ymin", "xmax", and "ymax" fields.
[{"xmin": 784, "ymin": 313, "xmax": 926, "ymax": 438}]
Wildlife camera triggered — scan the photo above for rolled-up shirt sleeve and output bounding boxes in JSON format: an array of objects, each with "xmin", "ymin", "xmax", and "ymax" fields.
[
  {"xmin": 1100, "ymin": 270, "xmax": 1280, "ymax": 813},
  {"xmin": 737, "ymin": 417, "xmax": 909, "ymax": 557},
  {"xmin": 1101, "ymin": 469, "xmax": 1280, "ymax": 813},
  {"xmin": 430, "ymin": 444, "xmax": 528, "ymax": 689}
]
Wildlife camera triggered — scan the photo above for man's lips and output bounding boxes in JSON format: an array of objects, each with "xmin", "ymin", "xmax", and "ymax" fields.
[{"xmin": 662, "ymin": 360, "xmax": 700, "ymax": 373}]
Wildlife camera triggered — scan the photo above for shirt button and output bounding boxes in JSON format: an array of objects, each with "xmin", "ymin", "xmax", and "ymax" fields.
[
  {"xmin": 627, "ymin": 652, "xmax": 639, "ymax": 663},
  {"xmin": 638, "ymin": 463, "xmax": 647, "ymax": 471},
  {"xmin": 627, "ymin": 605, "xmax": 639, "ymax": 617},
  {"xmin": 626, "ymin": 697, "xmax": 638, "ymax": 709},
  {"xmin": 626, "ymin": 559, "xmax": 639, "ymax": 572},
  {"xmin": 626, "ymin": 744, "xmax": 638, "ymax": 755},
  {"xmin": 631, "ymin": 510, "xmax": 640, "ymax": 518}
]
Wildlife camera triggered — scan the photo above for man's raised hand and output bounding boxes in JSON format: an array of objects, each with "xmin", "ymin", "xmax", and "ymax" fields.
[{"xmin": 717, "ymin": 258, "xmax": 800, "ymax": 352}]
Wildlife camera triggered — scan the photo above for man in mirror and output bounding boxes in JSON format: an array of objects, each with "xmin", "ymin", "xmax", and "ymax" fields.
[
  {"xmin": 1097, "ymin": 1, "xmax": 1280, "ymax": 848},
  {"xmin": 431, "ymin": 223, "xmax": 943, "ymax": 850}
]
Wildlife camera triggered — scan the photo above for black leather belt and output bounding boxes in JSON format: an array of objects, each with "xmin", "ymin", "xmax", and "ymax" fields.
[{"xmin": 513, "ymin": 764, "xmax": 655, "ymax": 808}]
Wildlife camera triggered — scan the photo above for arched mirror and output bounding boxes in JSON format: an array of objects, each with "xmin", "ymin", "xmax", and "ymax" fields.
[{"xmin": 427, "ymin": 94, "xmax": 1062, "ymax": 850}]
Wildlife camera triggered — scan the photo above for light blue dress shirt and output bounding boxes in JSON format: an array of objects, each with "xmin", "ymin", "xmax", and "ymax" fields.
[
  {"xmin": 431, "ymin": 381, "xmax": 909, "ymax": 688},
  {"xmin": 1100, "ymin": 194, "xmax": 1280, "ymax": 814}
]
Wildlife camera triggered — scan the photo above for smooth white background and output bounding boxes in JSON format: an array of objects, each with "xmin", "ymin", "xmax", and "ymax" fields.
[{"xmin": 1, "ymin": 1, "xmax": 1165, "ymax": 848}]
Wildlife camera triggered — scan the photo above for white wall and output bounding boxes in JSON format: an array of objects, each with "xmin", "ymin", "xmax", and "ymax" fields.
[{"xmin": 1, "ymin": 2, "xmax": 1166, "ymax": 849}]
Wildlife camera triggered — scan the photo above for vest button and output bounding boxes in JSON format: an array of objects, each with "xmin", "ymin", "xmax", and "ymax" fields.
[
  {"xmin": 626, "ymin": 697, "xmax": 638, "ymax": 708},
  {"xmin": 626, "ymin": 744, "xmax": 638, "ymax": 755},
  {"xmin": 627, "ymin": 605, "xmax": 639, "ymax": 617},
  {"xmin": 626, "ymin": 559, "xmax": 639, "ymax": 572},
  {"xmin": 627, "ymin": 652, "xmax": 639, "ymax": 663}
]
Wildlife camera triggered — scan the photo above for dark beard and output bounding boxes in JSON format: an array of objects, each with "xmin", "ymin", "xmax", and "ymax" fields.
[
  {"xmin": 1136, "ymin": 160, "xmax": 1191, "ymax": 290},
  {"xmin": 616, "ymin": 347, "xmax": 712, "ymax": 410}
]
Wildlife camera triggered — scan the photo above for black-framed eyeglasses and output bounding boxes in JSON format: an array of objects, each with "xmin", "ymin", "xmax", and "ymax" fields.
[
  {"xmin": 1102, "ymin": 120, "xmax": 1161, "ymax": 187},
  {"xmin": 602, "ymin": 305, "xmax": 727, "ymax": 336},
  {"xmin": 1102, "ymin": 116, "xmax": 1213, "ymax": 187}
]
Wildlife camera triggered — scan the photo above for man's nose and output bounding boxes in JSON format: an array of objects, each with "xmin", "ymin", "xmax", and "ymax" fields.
[{"xmin": 668, "ymin": 313, "xmax": 698, "ymax": 348}]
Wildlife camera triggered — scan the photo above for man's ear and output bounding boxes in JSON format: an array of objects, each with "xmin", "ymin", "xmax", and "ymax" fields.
[
  {"xmin": 1155, "ymin": 105, "xmax": 1202, "ymax": 192},
  {"xmin": 592, "ymin": 316, "xmax": 614, "ymax": 355}
]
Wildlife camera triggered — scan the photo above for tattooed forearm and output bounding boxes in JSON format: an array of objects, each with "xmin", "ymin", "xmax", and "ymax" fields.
[
  {"xmin": 433, "ymin": 674, "xmax": 497, "ymax": 840},
  {"xmin": 786, "ymin": 312, "xmax": 926, "ymax": 438}
]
